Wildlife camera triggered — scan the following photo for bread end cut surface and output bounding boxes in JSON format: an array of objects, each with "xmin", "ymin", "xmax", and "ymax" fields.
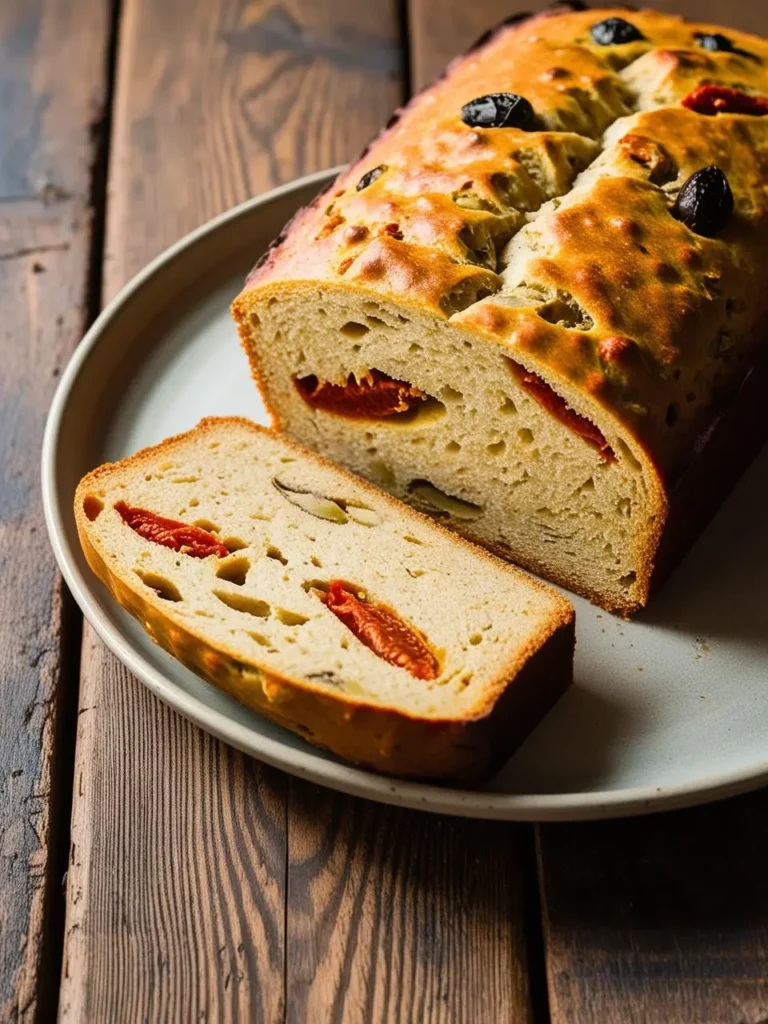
[{"xmin": 75, "ymin": 417, "xmax": 574, "ymax": 784}]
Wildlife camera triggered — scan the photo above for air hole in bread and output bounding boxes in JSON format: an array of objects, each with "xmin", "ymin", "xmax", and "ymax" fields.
[
  {"xmin": 193, "ymin": 519, "xmax": 220, "ymax": 533},
  {"xmin": 406, "ymin": 567, "xmax": 426, "ymax": 578},
  {"xmin": 171, "ymin": 474, "xmax": 200, "ymax": 484},
  {"xmin": 408, "ymin": 480, "xmax": 484, "ymax": 520},
  {"xmin": 535, "ymin": 292, "xmax": 594, "ymax": 331},
  {"xmin": 275, "ymin": 608, "xmax": 309, "ymax": 626},
  {"xmin": 247, "ymin": 631, "xmax": 271, "ymax": 648},
  {"xmin": 616, "ymin": 439, "xmax": 642, "ymax": 472},
  {"xmin": 215, "ymin": 557, "xmax": 250, "ymax": 586},
  {"xmin": 135, "ymin": 570, "xmax": 182, "ymax": 602},
  {"xmin": 445, "ymin": 440, "xmax": 461, "ymax": 454},
  {"xmin": 666, "ymin": 403, "xmax": 678, "ymax": 427},
  {"xmin": 267, "ymin": 544, "xmax": 288, "ymax": 565},
  {"xmin": 469, "ymin": 633, "xmax": 483, "ymax": 646},
  {"xmin": 409, "ymin": 342, "xmax": 422, "ymax": 353},
  {"xmin": 213, "ymin": 590, "xmax": 270, "ymax": 618},
  {"xmin": 403, "ymin": 534, "xmax": 425, "ymax": 546},
  {"xmin": 518, "ymin": 427, "xmax": 534, "ymax": 445},
  {"xmin": 366, "ymin": 315, "xmax": 389, "ymax": 328},
  {"xmin": 500, "ymin": 395, "xmax": 517, "ymax": 415},
  {"xmin": 310, "ymin": 555, "xmax": 322, "ymax": 568},
  {"xmin": 83, "ymin": 495, "xmax": 103, "ymax": 521},
  {"xmin": 440, "ymin": 385, "xmax": 463, "ymax": 403},
  {"xmin": 617, "ymin": 497, "xmax": 632, "ymax": 516},
  {"xmin": 486, "ymin": 439, "xmax": 506, "ymax": 456},
  {"xmin": 340, "ymin": 321, "xmax": 370, "ymax": 340},
  {"xmin": 577, "ymin": 476, "xmax": 595, "ymax": 494},
  {"xmin": 222, "ymin": 536, "xmax": 248, "ymax": 552},
  {"xmin": 618, "ymin": 572, "xmax": 637, "ymax": 589}
]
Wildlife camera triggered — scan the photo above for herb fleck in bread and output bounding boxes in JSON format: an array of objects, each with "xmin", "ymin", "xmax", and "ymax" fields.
[
  {"xmin": 233, "ymin": 6, "xmax": 768, "ymax": 614},
  {"xmin": 74, "ymin": 418, "xmax": 574, "ymax": 784}
]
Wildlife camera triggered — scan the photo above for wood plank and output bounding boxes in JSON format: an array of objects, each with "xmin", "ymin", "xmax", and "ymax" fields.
[
  {"xmin": 409, "ymin": 0, "xmax": 768, "ymax": 89},
  {"xmin": 0, "ymin": 1, "xmax": 110, "ymax": 1020},
  {"xmin": 285, "ymin": 781, "xmax": 538, "ymax": 1023},
  {"xmin": 60, "ymin": 1, "xmax": 403, "ymax": 1019},
  {"xmin": 539, "ymin": 793, "xmax": 768, "ymax": 1022}
]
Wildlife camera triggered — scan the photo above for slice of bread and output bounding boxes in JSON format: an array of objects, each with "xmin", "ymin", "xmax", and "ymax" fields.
[{"xmin": 74, "ymin": 417, "xmax": 574, "ymax": 784}]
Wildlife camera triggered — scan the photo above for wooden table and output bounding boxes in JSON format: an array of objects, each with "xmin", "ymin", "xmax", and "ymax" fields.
[{"xmin": 5, "ymin": 0, "xmax": 768, "ymax": 1019}]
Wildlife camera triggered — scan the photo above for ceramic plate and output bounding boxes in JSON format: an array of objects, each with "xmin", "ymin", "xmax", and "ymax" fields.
[{"xmin": 42, "ymin": 168, "xmax": 768, "ymax": 821}]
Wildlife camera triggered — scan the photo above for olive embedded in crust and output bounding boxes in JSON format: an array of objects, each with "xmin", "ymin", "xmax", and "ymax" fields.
[
  {"xmin": 356, "ymin": 165, "xmax": 386, "ymax": 191},
  {"xmin": 590, "ymin": 17, "xmax": 645, "ymax": 46},
  {"xmin": 694, "ymin": 31, "xmax": 757, "ymax": 60},
  {"xmin": 695, "ymin": 32, "xmax": 736, "ymax": 52},
  {"xmin": 461, "ymin": 93, "xmax": 535, "ymax": 130},
  {"xmin": 672, "ymin": 166, "xmax": 734, "ymax": 238}
]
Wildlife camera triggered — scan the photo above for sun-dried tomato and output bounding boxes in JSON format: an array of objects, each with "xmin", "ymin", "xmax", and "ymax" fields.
[
  {"xmin": 320, "ymin": 580, "xmax": 439, "ymax": 680},
  {"xmin": 510, "ymin": 364, "xmax": 616, "ymax": 463},
  {"xmin": 682, "ymin": 85, "xmax": 768, "ymax": 117},
  {"xmin": 295, "ymin": 370, "xmax": 426, "ymax": 419},
  {"xmin": 115, "ymin": 501, "xmax": 229, "ymax": 558}
]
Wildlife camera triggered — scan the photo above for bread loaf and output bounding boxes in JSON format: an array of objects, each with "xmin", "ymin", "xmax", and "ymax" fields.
[
  {"xmin": 74, "ymin": 418, "xmax": 574, "ymax": 784},
  {"xmin": 232, "ymin": 6, "xmax": 768, "ymax": 614}
]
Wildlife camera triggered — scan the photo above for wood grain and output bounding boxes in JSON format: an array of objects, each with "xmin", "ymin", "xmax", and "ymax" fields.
[
  {"xmin": 285, "ymin": 780, "xmax": 537, "ymax": 1023},
  {"xmin": 60, "ymin": 0, "xmax": 402, "ymax": 1019},
  {"xmin": 408, "ymin": 0, "xmax": 768, "ymax": 88},
  {"xmin": 0, "ymin": 1, "xmax": 110, "ymax": 1020},
  {"xmin": 539, "ymin": 793, "xmax": 768, "ymax": 1023}
]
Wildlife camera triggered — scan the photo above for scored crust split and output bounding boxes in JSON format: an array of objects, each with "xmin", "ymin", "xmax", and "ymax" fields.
[
  {"xmin": 75, "ymin": 418, "xmax": 574, "ymax": 784},
  {"xmin": 232, "ymin": 6, "xmax": 768, "ymax": 615}
]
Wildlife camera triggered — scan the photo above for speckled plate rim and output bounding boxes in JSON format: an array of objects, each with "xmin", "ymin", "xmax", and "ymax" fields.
[{"xmin": 42, "ymin": 167, "xmax": 768, "ymax": 822}]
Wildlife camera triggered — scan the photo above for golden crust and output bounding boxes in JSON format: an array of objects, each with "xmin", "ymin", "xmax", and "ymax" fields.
[
  {"xmin": 232, "ymin": 6, "xmax": 768, "ymax": 477},
  {"xmin": 75, "ymin": 417, "xmax": 574, "ymax": 784}
]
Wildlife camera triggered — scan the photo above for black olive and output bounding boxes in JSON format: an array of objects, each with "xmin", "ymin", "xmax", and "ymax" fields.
[
  {"xmin": 694, "ymin": 31, "xmax": 757, "ymax": 60},
  {"xmin": 672, "ymin": 166, "xmax": 734, "ymax": 238},
  {"xmin": 590, "ymin": 17, "xmax": 645, "ymax": 45},
  {"xmin": 356, "ymin": 165, "xmax": 386, "ymax": 191},
  {"xmin": 461, "ymin": 93, "xmax": 535, "ymax": 130},
  {"xmin": 695, "ymin": 32, "xmax": 735, "ymax": 52},
  {"xmin": 551, "ymin": 1, "xmax": 590, "ymax": 10}
]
